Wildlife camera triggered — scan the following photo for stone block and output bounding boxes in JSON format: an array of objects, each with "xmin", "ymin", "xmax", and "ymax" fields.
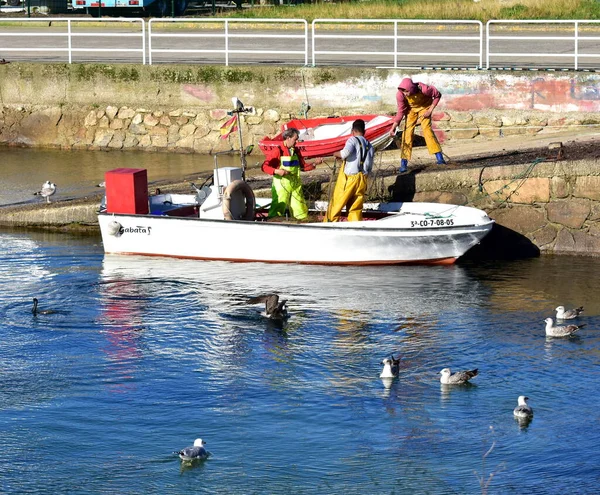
[
  {"xmin": 501, "ymin": 115, "xmax": 528, "ymax": 126},
  {"xmin": 193, "ymin": 114, "xmax": 210, "ymax": 127},
  {"xmin": 117, "ymin": 107, "xmax": 136, "ymax": 119},
  {"xmin": 500, "ymin": 126, "xmax": 527, "ymax": 136},
  {"xmin": 129, "ymin": 123, "xmax": 147, "ymax": 135},
  {"xmin": 531, "ymin": 224, "xmax": 558, "ymax": 247},
  {"xmin": 552, "ymin": 227, "xmax": 574, "ymax": 253},
  {"xmin": 169, "ymin": 109, "xmax": 183, "ymax": 117},
  {"xmin": 194, "ymin": 126, "xmax": 211, "ymax": 139},
  {"xmin": 547, "ymin": 198, "xmax": 590, "ymax": 229},
  {"xmin": 176, "ymin": 116, "xmax": 189, "ymax": 126},
  {"xmin": 131, "ymin": 113, "xmax": 143, "ymax": 125},
  {"xmin": 105, "ymin": 106, "xmax": 118, "ymax": 120},
  {"xmin": 148, "ymin": 126, "xmax": 168, "ymax": 136},
  {"xmin": 488, "ymin": 205, "xmax": 545, "ymax": 235},
  {"xmin": 138, "ymin": 134, "xmax": 152, "ymax": 147},
  {"xmin": 483, "ymin": 177, "xmax": 550, "ymax": 204},
  {"xmin": 590, "ymin": 203, "xmax": 600, "ymax": 222},
  {"xmin": 479, "ymin": 128, "xmax": 503, "ymax": 139},
  {"xmin": 98, "ymin": 115, "xmax": 109, "ymax": 128},
  {"xmin": 84, "ymin": 110, "xmax": 97, "ymax": 127},
  {"xmin": 159, "ymin": 115, "xmax": 171, "ymax": 126},
  {"xmin": 573, "ymin": 176, "xmax": 600, "ymax": 201},
  {"xmin": 550, "ymin": 176, "xmax": 569, "ymax": 198},
  {"xmin": 151, "ymin": 135, "xmax": 168, "ymax": 148},
  {"xmin": 263, "ymin": 109, "xmax": 280, "ymax": 122},
  {"xmin": 123, "ymin": 135, "xmax": 139, "ymax": 148},
  {"xmin": 449, "ymin": 112, "xmax": 473, "ymax": 123},
  {"xmin": 412, "ymin": 191, "xmax": 467, "ymax": 205},
  {"xmin": 448, "ymin": 127, "xmax": 479, "ymax": 140},
  {"xmin": 572, "ymin": 230, "xmax": 600, "ymax": 254},
  {"xmin": 143, "ymin": 114, "xmax": 160, "ymax": 127},
  {"xmin": 179, "ymin": 123, "xmax": 196, "ymax": 138},
  {"xmin": 475, "ymin": 115, "xmax": 502, "ymax": 127},
  {"xmin": 176, "ymin": 135, "xmax": 195, "ymax": 150},
  {"xmin": 93, "ymin": 129, "xmax": 114, "ymax": 147},
  {"xmin": 209, "ymin": 109, "xmax": 228, "ymax": 120},
  {"xmin": 109, "ymin": 119, "xmax": 124, "ymax": 130}
]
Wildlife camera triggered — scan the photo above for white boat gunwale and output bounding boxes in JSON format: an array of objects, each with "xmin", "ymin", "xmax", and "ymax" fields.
[{"xmin": 99, "ymin": 211, "xmax": 492, "ymax": 233}]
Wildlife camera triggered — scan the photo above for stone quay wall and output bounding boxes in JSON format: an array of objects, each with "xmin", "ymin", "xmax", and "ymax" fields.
[
  {"xmin": 2, "ymin": 63, "xmax": 600, "ymax": 258},
  {"xmin": 388, "ymin": 160, "xmax": 600, "ymax": 257},
  {"xmin": 2, "ymin": 64, "xmax": 600, "ymax": 153}
]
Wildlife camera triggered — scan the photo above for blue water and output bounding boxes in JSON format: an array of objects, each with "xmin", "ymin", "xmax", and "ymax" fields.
[{"xmin": 1, "ymin": 230, "xmax": 599, "ymax": 494}]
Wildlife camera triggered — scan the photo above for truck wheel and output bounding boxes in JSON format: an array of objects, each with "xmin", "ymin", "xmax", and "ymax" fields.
[
  {"xmin": 152, "ymin": 0, "xmax": 169, "ymax": 17},
  {"xmin": 7, "ymin": 0, "xmax": 22, "ymax": 6},
  {"xmin": 174, "ymin": 0, "xmax": 188, "ymax": 15}
]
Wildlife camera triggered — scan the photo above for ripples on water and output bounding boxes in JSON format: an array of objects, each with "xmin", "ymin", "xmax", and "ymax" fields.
[
  {"xmin": 0, "ymin": 148, "xmax": 244, "ymax": 206},
  {"xmin": 1, "ymin": 230, "xmax": 599, "ymax": 494}
]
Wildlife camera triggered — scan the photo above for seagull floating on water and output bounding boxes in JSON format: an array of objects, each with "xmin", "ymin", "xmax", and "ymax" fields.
[
  {"xmin": 175, "ymin": 438, "xmax": 209, "ymax": 462},
  {"xmin": 247, "ymin": 293, "xmax": 288, "ymax": 322},
  {"xmin": 380, "ymin": 355, "xmax": 400, "ymax": 378},
  {"xmin": 544, "ymin": 317, "xmax": 585, "ymax": 337},
  {"xmin": 555, "ymin": 305, "xmax": 584, "ymax": 320},
  {"xmin": 34, "ymin": 181, "xmax": 57, "ymax": 203},
  {"xmin": 32, "ymin": 297, "xmax": 57, "ymax": 316},
  {"xmin": 513, "ymin": 395, "xmax": 533, "ymax": 419},
  {"xmin": 439, "ymin": 367, "xmax": 478, "ymax": 385}
]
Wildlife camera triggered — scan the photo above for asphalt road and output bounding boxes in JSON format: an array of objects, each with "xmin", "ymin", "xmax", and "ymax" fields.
[{"xmin": 1, "ymin": 14, "xmax": 599, "ymax": 70}]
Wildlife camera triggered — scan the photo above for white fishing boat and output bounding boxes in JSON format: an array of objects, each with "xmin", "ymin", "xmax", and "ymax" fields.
[
  {"xmin": 97, "ymin": 96, "xmax": 493, "ymax": 265},
  {"xmin": 97, "ymin": 166, "xmax": 493, "ymax": 266}
]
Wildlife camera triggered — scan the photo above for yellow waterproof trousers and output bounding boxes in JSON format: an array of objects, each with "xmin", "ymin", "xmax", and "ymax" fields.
[
  {"xmin": 325, "ymin": 166, "xmax": 367, "ymax": 222},
  {"xmin": 401, "ymin": 94, "xmax": 442, "ymax": 161},
  {"xmin": 268, "ymin": 165, "xmax": 308, "ymax": 220}
]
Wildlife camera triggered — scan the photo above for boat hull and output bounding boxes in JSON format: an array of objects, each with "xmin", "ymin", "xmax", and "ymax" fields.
[
  {"xmin": 258, "ymin": 114, "xmax": 395, "ymax": 159},
  {"xmin": 98, "ymin": 204, "xmax": 493, "ymax": 266}
]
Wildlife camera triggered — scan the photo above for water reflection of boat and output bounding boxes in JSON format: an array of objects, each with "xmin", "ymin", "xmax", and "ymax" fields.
[{"xmin": 100, "ymin": 254, "xmax": 484, "ymax": 316}]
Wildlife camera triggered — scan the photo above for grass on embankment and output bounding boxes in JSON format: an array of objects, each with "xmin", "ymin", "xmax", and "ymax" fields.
[{"xmin": 225, "ymin": 0, "xmax": 600, "ymax": 23}]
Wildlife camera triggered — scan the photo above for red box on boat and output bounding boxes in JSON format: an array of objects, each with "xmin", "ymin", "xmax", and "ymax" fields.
[{"xmin": 105, "ymin": 168, "xmax": 149, "ymax": 215}]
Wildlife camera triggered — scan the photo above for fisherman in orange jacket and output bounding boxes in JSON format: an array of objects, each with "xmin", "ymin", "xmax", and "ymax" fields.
[{"xmin": 261, "ymin": 128, "xmax": 322, "ymax": 220}]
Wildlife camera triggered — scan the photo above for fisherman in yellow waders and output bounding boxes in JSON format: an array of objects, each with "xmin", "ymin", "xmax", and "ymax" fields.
[
  {"xmin": 261, "ymin": 127, "xmax": 322, "ymax": 220},
  {"xmin": 389, "ymin": 77, "xmax": 446, "ymax": 173},
  {"xmin": 326, "ymin": 119, "xmax": 374, "ymax": 222}
]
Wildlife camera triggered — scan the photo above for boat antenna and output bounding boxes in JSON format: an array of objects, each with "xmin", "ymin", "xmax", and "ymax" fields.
[
  {"xmin": 300, "ymin": 71, "xmax": 311, "ymax": 119},
  {"xmin": 231, "ymin": 97, "xmax": 254, "ymax": 180}
]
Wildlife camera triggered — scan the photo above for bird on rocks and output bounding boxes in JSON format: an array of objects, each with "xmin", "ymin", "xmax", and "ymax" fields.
[
  {"xmin": 247, "ymin": 293, "xmax": 288, "ymax": 322},
  {"xmin": 544, "ymin": 317, "xmax": 585, "ymax": 337},
  {"xmin": 34, "ymin": 181, "xmax": 57, "ymax": 203},
  {"xmin": 513, "ymin": 395, "xmax": 533, "ymax": 419},
  {"xmin": 32, "ymin": 298, "xmax": 58, "ymax": 316},
  {"xmin": 0, "ymin": 59, "xmax": 10, "ymax": 65},
  {"xmin": 439, "ymin": 367, "xmax": 478, "ymax": 385},
  {"xmin": 380, "ymin": 355, "xmax": 400, "ymax": 378},
  {"xmin": 175, "ymin": 438, "xmax": 209, "ymax": 462},
  {"xmin": 555, "ymin": 305, "xmax": 584, "ymax": 320}
]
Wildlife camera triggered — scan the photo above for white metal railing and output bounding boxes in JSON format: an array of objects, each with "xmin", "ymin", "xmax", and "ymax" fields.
[
  {"xmin": 0, "ymin": 18, "xmax": 146, "ymax": 64},
  {"xmin": 2, "ymin": 18, "xmax": 600, "ymax": 70},
  {"xmin": 147, "ymin": 18, "xmax": 308, "ymax": 66},
  {"xmin": 312, "ymin": 19, "xmax": 483, "ymax": 69},
  {"xmin": 486, "ymin": 20, "xmax": 600, "ymax": 70}
]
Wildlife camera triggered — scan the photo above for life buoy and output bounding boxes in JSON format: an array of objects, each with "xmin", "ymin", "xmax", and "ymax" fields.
[{"xmin": 222, "ymin": 180, "xmax": 256, "ymax": 221}]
